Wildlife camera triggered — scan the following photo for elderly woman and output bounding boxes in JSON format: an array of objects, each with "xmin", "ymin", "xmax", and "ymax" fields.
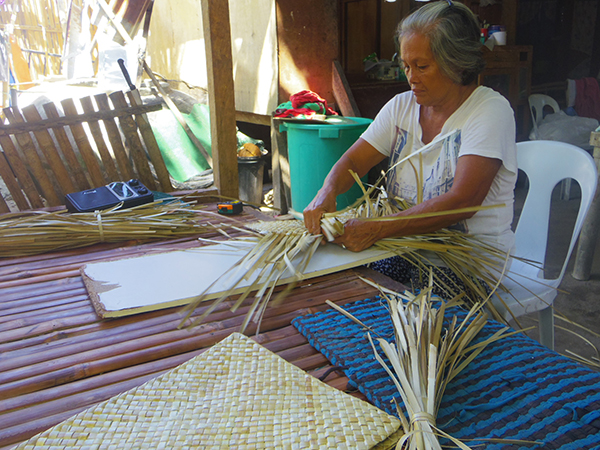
[{"xmin": 303, "ymin": 1, "xmax": 517, "ymax": 287}]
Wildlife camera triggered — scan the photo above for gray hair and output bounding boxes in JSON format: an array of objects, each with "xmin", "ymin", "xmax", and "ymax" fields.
[{"xmin": 397, "ymin": 1, "xmax": 484, "ymax": 86}]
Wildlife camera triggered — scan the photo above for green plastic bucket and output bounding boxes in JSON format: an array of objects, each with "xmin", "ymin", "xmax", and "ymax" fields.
[{"xmin": 280, "ymin": 116, "xmax": 373, "ymax": 213}]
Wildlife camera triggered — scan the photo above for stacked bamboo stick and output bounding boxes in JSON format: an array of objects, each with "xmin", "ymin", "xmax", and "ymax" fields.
[{"xmin": 0, "ymin": 0, "xmax": 64, "ymax": 82}]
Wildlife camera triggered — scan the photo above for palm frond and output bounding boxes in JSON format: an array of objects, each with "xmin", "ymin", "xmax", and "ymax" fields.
[
  {"xmin": 0, "ymin": 197, "xmax": 233, "ymax": 258},
  {"xmin": 327, "ymin": 280, "xmax": 516, "ymax": 449}
]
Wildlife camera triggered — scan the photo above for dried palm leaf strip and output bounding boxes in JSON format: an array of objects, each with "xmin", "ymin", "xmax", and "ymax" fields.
[
  {"xmin": 178, "ymin": 183, "xmax": 514, "ymax": 336},
  {"xmin": 0, "ymin": 197, "xmax": 241, "ymax": 258},
  {"xmin": 326, "ymin": 277, "xmax": 537, "ymax": 449},
  {"xmin": 180, "ymin": 220, "xmax": 323, "ymax": 333},
  {"xmin": 320, "ymin": 184, "xmax": 515, "ymax": 317},
  {"xmin": 12, "ymin": 333, "xmax": 400, "ymax": 450}
]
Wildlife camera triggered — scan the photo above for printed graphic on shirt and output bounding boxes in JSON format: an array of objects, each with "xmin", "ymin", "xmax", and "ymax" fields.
[
  {"xmin": 386, "ymin": 128, "xmax": 467, "ymax": 232},
  {"xmin": 387, "ymin": 125, "xmax": 407, "ymax": 197}
]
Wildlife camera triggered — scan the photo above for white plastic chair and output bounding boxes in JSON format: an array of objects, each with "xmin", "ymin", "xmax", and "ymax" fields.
[
  {"xmin": 492, "ymin": 140, "xmax": 597, "ymax": 349},
  {"xmin": 529, "ymin": 94, "xmax": 572, "ymax": 199},
  {"xmin": 528, "ymin": 94, "xmax": 561, "ymax": 140}
]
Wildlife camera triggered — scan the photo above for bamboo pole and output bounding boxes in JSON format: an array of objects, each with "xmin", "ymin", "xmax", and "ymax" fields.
[
  {"xmin": 0, "ymin": 289, "xmax": 88, "ymax": 314},
  {"xmin": 0, "ymin": 278, "xmax": 86, "ymax": 300},
  {"xmin": 0, "ymin": 282, "xmax": 373, "ymax": 380},
  {"xmin": 0, "ymin": 312, "xmax": 98, "ymax": 345},
  {"xmin": 289, "ymin": 353, "xmax": 331, "ymax": 371},
  {"xmin": 1, "ymin": 325, "xmax": 312, "ymax": 418},
  {"xmin": 0, "ymin": 303, "xmax": 93, "ymax": 331},
  {"xmin": 0, "ymin": 339, "xmax": 342, "ymax": 449}
]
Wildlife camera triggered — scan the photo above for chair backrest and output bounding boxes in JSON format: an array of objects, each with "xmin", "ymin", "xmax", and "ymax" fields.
[
  {"xmin": 0, "ymin": 90, "xmax": 173, "ymax": 213},
  {"xmin": 528, "ymin": 94, "xmax": 560, "ymax": 139},
  {"xmin": 514, "ymin": 140, "xmax": 597, "ymax": 280}
]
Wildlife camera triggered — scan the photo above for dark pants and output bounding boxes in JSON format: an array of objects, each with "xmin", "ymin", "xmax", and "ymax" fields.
[{"xmin": 369, "ymin": 255, "xmax": 491, "ymax": 302}]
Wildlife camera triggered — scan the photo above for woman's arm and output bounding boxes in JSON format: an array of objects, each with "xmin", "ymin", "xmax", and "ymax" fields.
[
  {"xmin": 303, "ymin": 138, "xmax": 386, "ymax": 234},
  {"xmin": 335, "ymin": 154, "xmax": 502, "ymax": 252}
]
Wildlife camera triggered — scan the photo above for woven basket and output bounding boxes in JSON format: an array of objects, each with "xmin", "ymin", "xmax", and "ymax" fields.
[{"xmin": 16, "ymin": 333, "xmax": 400, "ymax": 449}]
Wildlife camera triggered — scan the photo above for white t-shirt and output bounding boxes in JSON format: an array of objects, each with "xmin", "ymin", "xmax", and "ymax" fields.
[{"xmin": 361, "ymin": 86, "xmax": 517, "ymax": 254}]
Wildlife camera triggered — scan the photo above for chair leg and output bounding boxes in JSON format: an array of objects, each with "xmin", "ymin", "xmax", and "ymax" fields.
[{"xmin": 538, "ymin": 306, "xmax": 555, "ymax": 350}]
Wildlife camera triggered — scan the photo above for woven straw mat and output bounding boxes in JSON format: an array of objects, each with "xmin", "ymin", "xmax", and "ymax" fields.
[{"xmin": 17, "ymin": 332, "xmax": 400, "ymax": 449}]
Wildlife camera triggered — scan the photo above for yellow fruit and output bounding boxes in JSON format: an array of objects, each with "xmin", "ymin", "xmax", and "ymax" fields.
[{"xmin": 237, "ymin": 143, "xmax": 262, "ymax": 157}]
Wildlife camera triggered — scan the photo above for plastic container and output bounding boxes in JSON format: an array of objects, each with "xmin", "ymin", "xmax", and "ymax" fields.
[
  {"xmin": 488, "ymin": 25, "xmax": 506, "ymax": 45},
  {"xmin": 238, "ymin": 155, "xmax": 266, "ymax": 204},
  {"xmin": 280, "ymin": 117, "xmax": 373, "ymax": 212}
]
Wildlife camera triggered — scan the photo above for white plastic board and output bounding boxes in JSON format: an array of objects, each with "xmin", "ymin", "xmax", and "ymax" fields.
[{"xmin": 82, "ymin": 241, "xmax": 395, "ymax": 318}]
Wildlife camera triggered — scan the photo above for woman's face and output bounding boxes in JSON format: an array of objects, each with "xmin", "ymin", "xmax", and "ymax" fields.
[{"xmin": 400, "ymin": 32, "xmax": 457, "ymax": 107}]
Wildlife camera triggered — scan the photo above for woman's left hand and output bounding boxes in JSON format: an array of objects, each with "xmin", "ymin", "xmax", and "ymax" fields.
[{"xmin": 333, "ymin": 218, "xmax": 384, "ymax": 252}]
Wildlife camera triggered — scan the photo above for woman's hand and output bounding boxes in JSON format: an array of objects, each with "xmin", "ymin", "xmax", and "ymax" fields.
[
  {"xmin": 303, "ymin": 139, "xmax": 387, "ymax": 236},
  {"xmin": 332, "ymin": 154, "xmax": 502, "ymax": 252},
  {"xmin": 334, "ymin": 218, "xmax": 385, "ymax": 252},
  {"xmin": 303, "ymin": 189, "xmax": 337, "ymax": 235}
]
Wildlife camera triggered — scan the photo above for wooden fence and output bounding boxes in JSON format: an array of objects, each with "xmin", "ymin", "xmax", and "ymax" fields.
[{"xmin": 0, "ymin": 90, "xmax": 173, "ymax": 213}]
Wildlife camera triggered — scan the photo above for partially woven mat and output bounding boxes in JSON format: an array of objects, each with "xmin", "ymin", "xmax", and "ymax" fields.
[
  {"xmin": 292, "ymin": 297, "xmax": 600, "ymax": 449},
  {"xmin": 16, "ymin": 332, "xmax": 400, "ymax": 449}
]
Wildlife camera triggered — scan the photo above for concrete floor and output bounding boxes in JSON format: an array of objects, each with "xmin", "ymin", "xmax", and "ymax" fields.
[{"xmin": 511, "ymin": 177, "xmax": 600, "ymax": 370}]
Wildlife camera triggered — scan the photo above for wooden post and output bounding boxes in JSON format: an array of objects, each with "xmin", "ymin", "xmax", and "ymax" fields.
[
  {"xmin": 501, "ymin": 0, "xmax": 518, "ymax": 46},
  {"xmin": 572, "ymin": 130, "xmax": 600, "ymax": 280},
  {"xmin": 201, "ymin": 0, "xmax": 238, "ymax": 199},
  {"xmin": 271, "ymin": 117, "xmax": 291, "ymax": 214},
  {"xmin": 332, "ymin": 61, "xmax": 361, "ymax": 117}
]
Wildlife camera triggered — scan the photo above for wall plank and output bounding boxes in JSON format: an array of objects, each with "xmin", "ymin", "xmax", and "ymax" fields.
[
  {"xmin": 147, "ymin": 0, "xmax": 277, "ymax": 115},
  {"xmin": 276, "ymin": 0, "xmax": 339, "ymax": 105}
]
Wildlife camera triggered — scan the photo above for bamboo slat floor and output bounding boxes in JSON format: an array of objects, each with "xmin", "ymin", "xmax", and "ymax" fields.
[{"xmin": 0, "ymin": 203, "xmax": 404, "ymax": 449}]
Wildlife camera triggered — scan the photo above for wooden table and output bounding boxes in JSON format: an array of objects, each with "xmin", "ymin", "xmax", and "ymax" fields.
[{"xmin": 0, "ymin": 202, "xmax": 403, "ymax": 449}]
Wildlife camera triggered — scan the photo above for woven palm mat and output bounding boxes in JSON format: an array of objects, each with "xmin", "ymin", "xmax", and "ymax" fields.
[
  {"xmin": 292, "ymin": 297, "xmax": 600, "ymax": 450},
  {"xmin": 16, "ymin": 332, "xmax": 400, "ymax": 450}
]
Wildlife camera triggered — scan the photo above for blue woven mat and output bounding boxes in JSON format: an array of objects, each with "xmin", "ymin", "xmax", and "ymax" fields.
[{"xmin": 292, "ymin": 297, "xmax": 600, "ymax": 449}]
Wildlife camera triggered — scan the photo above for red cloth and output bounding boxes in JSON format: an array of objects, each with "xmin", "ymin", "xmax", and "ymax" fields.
[
  {"xmin": 290, "ymin": 90, "xmax": 338, "ymax": 116},
  {"xmin": 575, "ymin": 77, "xmax": 600, "ymax": 121},
  {"xmin": 273, "ymin": 90, "xmax": 339, "ymax": 118}
]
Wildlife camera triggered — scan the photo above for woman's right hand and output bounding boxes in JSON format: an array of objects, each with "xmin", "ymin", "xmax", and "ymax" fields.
[
  {"xmin": 302, "ymin": 138, "xmax": 385, "ymax": 236},
  {"xmin": 303, "ymin": 189, "xmax": 337, "ymax": 235}
]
